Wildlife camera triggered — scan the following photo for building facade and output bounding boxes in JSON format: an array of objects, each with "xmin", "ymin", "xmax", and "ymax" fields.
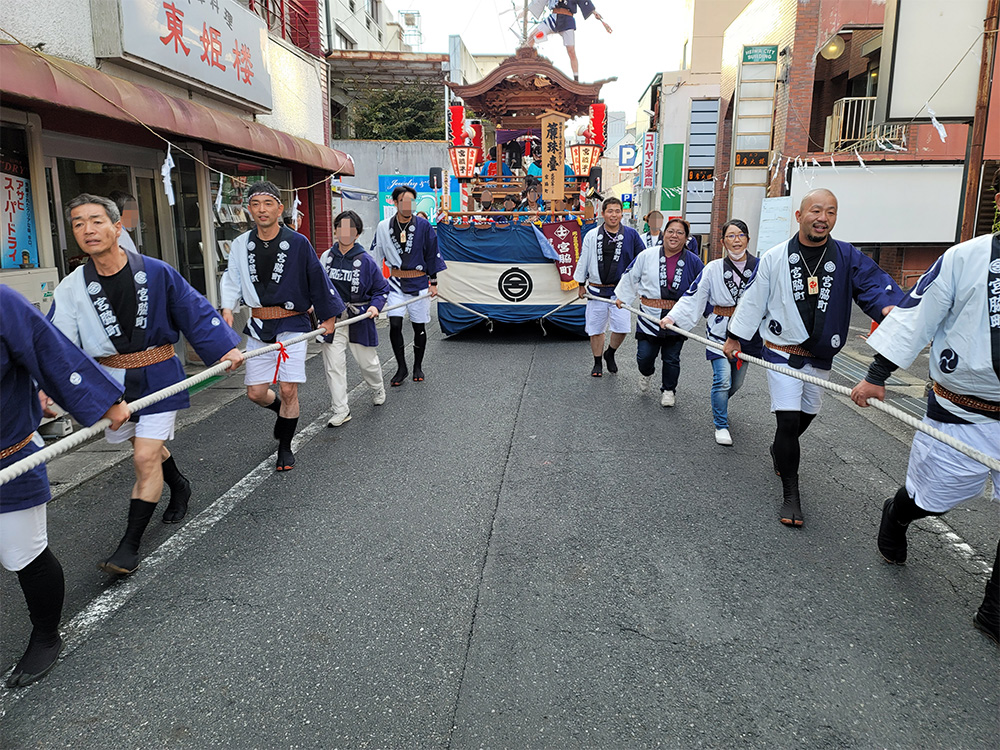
[{"xmin": 1, "ymin": 0, "xmax": 351, "ymax": 317}]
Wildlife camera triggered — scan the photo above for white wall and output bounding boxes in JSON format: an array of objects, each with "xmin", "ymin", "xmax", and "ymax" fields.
[
  {"xmin": 257, "ymin": 39, "xmax": 326, "ymax": 145},
  {"xmin": 788, "ymin": 164, "xmax": 966, "ymax": 245},
  {"xmin": 329, "ymin": 140, "xmax": 450, "ymax": 248},
  {"xmin": 7, "ymin": 0, "xmax": 97, "ymax": 66}
]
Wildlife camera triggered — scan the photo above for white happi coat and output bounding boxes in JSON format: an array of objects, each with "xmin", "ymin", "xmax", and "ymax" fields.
[
  {"xmin": 867, "ymin": 233, "xmax": 1000, "ymax": 424},
  {"xmin": 669, "ymin": 256, "xmax": 754, "ymax": 354},
  {"xmin": 219, "ymin": 231, "xmax": 265, "ymax": 311},
  {"xmin": 643, "ymin": 231, "xmax": 663, "ymax": 249}
]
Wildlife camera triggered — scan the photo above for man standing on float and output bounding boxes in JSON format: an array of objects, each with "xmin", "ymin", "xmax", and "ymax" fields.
[{"xmin": 525, "ymin": 0, "xmax": 613, "ymax": 82}]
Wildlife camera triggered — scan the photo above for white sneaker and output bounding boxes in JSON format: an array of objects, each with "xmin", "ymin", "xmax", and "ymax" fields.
[
  {"xmin": 327, "ymin": 411, "xmax": 351, "ymax": 427},
  {"xmin": 660, "ymin": 390, "xmax": 676, "ymax": 407},
  {"xmin": 714, "ymin": 428, "xmax": 733, "ymax": 446},
  {"xmin": 639, "ymin": 375, "xmax": 652, "ymax": 392},
  {"xmin": 372, "ymin": 388, "xmax": 386, "ymax": 406}
]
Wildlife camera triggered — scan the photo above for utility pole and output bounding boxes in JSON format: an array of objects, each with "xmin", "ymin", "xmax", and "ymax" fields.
[{"xmin": 960, "ymin": 0, "xmax": 998, "ymax": 241}]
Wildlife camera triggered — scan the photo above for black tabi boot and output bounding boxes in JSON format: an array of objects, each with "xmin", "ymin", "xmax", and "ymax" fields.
[
  {"xmin": 161, "ymin": 455, "xmax": 191, "ymax": 524},
  {"xmin": 974, "ymin": 539, "xmax": 1000, "ymax": 645},
  {"xmin": 411, "ymin": 323, "xmax": 427, "ymax": 382},
  {"xmin": 100, "ymin": 499, "xmax": 156, "ymax": 575},
  {"xmin": 779, "ymin": 475, "xmax": 804, "ymax": 527},
  {"xmin": 877, "ymin": 486, "xmax": 935, "ymax": 565},
  {"xmin": 389, "ymin": 320, "xmax": 408, "ymax": 386},
  {"xmin": 265, "ymin": 395, "xmax": 282, "ymax": 439},
  {"xmin": 275, "ymin": 416, "xmax": 298, "ymax": 472},
  {"xmin": 603, "ymin": 346, "xmax": 619, "ymax": 374},
  {"xmin": 591, "ymin": 355, "xmax": 603, "ymax": 378},
  {"xmin": 8, "ymin": 547, "xmax": 64, "ymax": 688}
]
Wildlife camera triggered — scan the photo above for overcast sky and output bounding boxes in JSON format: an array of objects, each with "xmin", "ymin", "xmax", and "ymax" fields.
[{"xmin": 392, "ymin": 1, "xmax": 686, "ymax": 118}]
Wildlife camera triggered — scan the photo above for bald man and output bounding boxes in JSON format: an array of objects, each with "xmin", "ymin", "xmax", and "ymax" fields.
[{"xmin": 724, "ymin": 189, "xmax": 903, "ymax": 527}]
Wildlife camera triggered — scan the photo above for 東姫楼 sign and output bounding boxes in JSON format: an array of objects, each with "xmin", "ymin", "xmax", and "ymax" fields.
[{"xmin": 117, "ymin": 0, "xmax": 272, "ymax": 110}]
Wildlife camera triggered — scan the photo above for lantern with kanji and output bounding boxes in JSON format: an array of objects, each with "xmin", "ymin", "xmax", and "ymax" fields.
[
  {"xmin": 568, "ymin": 143, "xmax": 603, "ymax": 178},
  {"xmin": 448, "ymin": 145, "xmax": 479, "ymax": 180}
]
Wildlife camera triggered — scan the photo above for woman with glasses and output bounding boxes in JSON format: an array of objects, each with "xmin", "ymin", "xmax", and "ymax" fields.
[
  {"xmin": 615, "ymin": 217, "xmax": 704, "ymax": 406},
  {"xmin": 663, "ymin": 219, "xmax": 763, "ymax": 445}
]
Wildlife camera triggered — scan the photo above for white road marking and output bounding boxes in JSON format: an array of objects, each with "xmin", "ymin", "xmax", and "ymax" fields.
[{"xmin": 0, "ymin": 362, "xmax": 395, "ymax": 716}]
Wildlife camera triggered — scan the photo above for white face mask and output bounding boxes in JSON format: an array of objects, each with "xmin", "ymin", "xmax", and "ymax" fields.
[{"xmin": 727, "ymin": 248, "xmax": 747, "ymax": 260}]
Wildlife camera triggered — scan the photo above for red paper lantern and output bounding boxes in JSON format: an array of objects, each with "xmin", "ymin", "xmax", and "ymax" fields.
[
  {"xmin": 568, "ymin": 143, "xmax": 603, "ymax": 177},
  {"xmin": 589, "ymin": 103, "xmax": 608, "ymax": 149},
  {"xmin": 449, "ymin": 106, "xmax": 466, "ymax": 147}
]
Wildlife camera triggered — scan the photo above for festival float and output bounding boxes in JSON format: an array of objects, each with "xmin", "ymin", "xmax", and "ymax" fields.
[{"xmin": 433, "ymin": 40, "xmax": 616, "ymax": 336}]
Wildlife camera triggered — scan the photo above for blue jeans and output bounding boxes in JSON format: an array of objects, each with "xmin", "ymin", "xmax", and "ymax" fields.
[
  {"xmin": 710, "ymin": 356, "xmax": 748, "ymax": 429},
  {"xmin": 636, "ymin": 335, "xmax": 685, "ymax": 392}
]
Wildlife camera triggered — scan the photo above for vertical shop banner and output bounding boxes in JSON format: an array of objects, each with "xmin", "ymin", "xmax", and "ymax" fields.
[
  {"xmin": 378, "ymin": 175, "xmax": 459, "ymax": 224},
  {"xmin": 540, "ymin": 111, "xmax": 568, "ymax": 202},
  {"xmin": 641, "ymin": 131, "xmax": 658, "ymax": 189},
  {"xmin": 540, "ymin": 219, "xmax": 584, "ymax": 290},
  {"xmin": 659, "ymin": 143, "xmax": 684, "ymax": 212},
  {"xmin": 119, "ymin": 0, "xmax": 272, "ymax": 109},
  {"xmin": 1, "ymin": 132, "xmax": 38, "ymax": 269}
]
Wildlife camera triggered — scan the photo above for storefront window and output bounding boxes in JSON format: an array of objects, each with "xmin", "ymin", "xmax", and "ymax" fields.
[
  {"xmin": 207, "ymin": 160, "xmax": 290, "ymax": 289},
  {"xmin": 1, "ymin": 125, "xmax": 40, "ymax": 269},
  {"xmin": 54, "ymin": 158, "xmax": 131, "ymax": 272},
  {"xmin": 171, "ymin": 153, "xmax": 209, "ymax": 296}
]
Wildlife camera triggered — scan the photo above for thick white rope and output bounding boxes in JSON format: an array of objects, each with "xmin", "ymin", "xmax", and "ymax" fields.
[
  {"xmin": 586, "ymin": 294, "xmax": 1000, "ymax": 472},
  {"xmin": 0, "ymin": 296, "xmax": 423, "ymax": 486}
]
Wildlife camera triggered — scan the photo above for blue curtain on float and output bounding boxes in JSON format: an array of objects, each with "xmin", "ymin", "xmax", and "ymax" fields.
[{"xmin": 436, "ymin": 222, "xmax": 596, "ymax": 337}]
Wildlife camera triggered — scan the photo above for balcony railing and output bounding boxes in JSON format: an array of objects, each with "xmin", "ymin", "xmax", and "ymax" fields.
[
  {"xmin": 245, "ymin": 0, "xmax": 314, "ymax": 54},
  {"xmin": 825, "ymin": 97, "xmax": 906, "ymax": 153}
]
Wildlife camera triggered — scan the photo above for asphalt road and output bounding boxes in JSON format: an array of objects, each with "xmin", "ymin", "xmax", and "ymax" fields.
[{"xmin": 1, "ymin": 310, "xmax": 997, "ymax": 749}]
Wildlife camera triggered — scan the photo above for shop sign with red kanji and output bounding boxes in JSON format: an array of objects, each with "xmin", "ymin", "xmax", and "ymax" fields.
[{"xmin": 117, "ymin": 0, "xmax": 272, "ymax": 110}]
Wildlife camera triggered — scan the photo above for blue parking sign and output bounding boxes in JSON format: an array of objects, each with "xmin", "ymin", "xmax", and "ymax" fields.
[{"xmin": 618, "ymin": 144, "xmax": 639, "ymax": 171}]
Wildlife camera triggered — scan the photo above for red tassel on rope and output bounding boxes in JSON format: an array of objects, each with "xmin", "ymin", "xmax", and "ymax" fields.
[{"xmin": 272, "ymin": 341, "xmax": 289, "ymax": 385}]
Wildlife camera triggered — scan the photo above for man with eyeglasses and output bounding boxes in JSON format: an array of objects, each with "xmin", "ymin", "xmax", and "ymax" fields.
[{"xmin": 723, "ymin": 189, "xmax": 902, "ymax": 527}]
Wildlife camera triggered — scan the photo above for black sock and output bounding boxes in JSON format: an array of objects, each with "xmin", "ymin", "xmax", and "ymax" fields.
[
  {"xmin": 389, "ymin": 318, "xmax": 407, "ymax": 379},
  {"xmin": 594, "ymin": 355, "xmax": 602, "ymax": 368},
  {"xmin": 890, "ymin": 486, "xmax": 939, "ymax": 525},
  {"xmin": 17, "ymin": 547, "xmax": 63, "ymax": 644},
  {"xmin": 772, "ymin": 411, "xmax": 802, "ymax": 477},
  {"xmin": 10, "ymin": 547, "xmax": 65, "ymax": 684},
  {"xmin": 797, "ymin": 412, "xmax": 816, "ymax": 436},
  {"xmin": 412, "ymin": 323, "xmax": 427, "ymax": 374},
  {"xmin": 275, "ymin": 416, "xmax": 298, "ymax": 450},
  {"xmin": 264, "ymin": 395, "xmax": 281, "ymax": 415},
  {"xmin": 161, "ymin": 455, "xmax": 187, "ymax": 493}
]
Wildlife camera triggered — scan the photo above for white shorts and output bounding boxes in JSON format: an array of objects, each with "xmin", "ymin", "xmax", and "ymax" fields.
[
  {"xmin": 765, "ymin": 358, "xmax": 829, "ymax": 414},
  {"xmin": 386, "ymin": 288, "xmax": 432, "ymax": 325},
  {"xmin": 105, "ymin": 410, "xmax": 177, "ymax": 444},
  {"xmin": 585, "ymin": 297, "xmax": 631, "ymax": 336},
  {"xmin": 531, "ymin": 19, "xmax": 575, "ymax": 46},
  {"xmin": 0, "ymin": 503, "xmax": 47, "ymax": 572},
  {"xmin": 905, "ymin": 417, "xmax": 1000, "ymax": 513},
  {"xmin": 244, "ymin": 332, "xmax": 308, "ymax": 385}
]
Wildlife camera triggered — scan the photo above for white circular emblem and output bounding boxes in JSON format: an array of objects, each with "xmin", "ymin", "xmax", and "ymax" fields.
[
  {"xmin": 831, "ymin": 334, "xmax": 841, "ymax": 348},
  {"xmin": 677, "ymin": 259, "xmax": 685, "ymax": 267},
  {"xmin": 330, "ymin": 289, "xmax": 337, "ymax": 295},
  {"xmin": 211, "ymin": 317, "xmax": 221, "ymax": 327},
  {"xmin": 990, "ymin": 259, "xmax": 1000, "ymax": 273},
  {"xmin": 69, "ymin": 372, "xmax": 82, "ymax": 386},
  {"xmin": 279, "ymin": 241, "xmax": 290, "ymax": 251},
  {"xmin": 724, "ymin": 270, "xmax": 733, "ymax": 279},
  {"xmin": 134, "ymin": 271, "xmax": 147, "ymax": 284},
  {"xmin": 247, "ymin": 241, "xmax": 255, "ymax": 250},
  {"xmin": 353, "ymin": 259, "xmax": 362, "ymax": 268},
  {"xmin": 87, "ymin": 282, "xmax": 102, "ymax": 295},
  {"xmin": 284, "ymin": 301, "xmax": 294, "ymax": 310},
  {"xmin": 744, "ymin": 269, "xmax": 752, "ymax": 278},
  {"xmin": 824, "ymin": 261, "xmax": 836, "ymax": 273},
  {"xmin": 416, "ymin": 265, "xmax": 424, "ymax": 271},
  {"xmin": 408, "ymin": 225, "xmax": 414, "ymax": 233},
  {"xmin": 788, "ymin": 253, "xmax": 800, "ymax": 264}
]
